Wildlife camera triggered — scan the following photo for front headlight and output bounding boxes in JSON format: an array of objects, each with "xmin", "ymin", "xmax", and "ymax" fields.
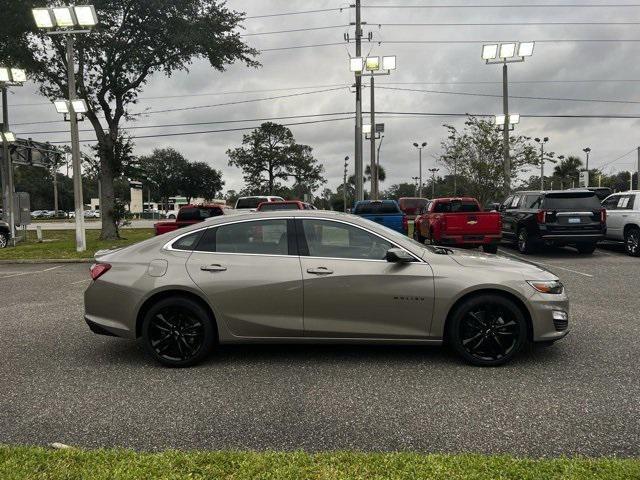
[{"xmin": 527, "ymin": 280, "xmax": 564, "ymax": 294}]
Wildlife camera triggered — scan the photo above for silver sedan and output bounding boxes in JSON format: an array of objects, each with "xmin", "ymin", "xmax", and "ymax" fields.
[{"xmin": 84, "ymin": 210, "xmax": 569, "ymax": 367}]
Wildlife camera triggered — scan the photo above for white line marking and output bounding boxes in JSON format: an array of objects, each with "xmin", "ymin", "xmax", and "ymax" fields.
[
  {"xmin": 0, "ymin": 265, "xmax": 63, "ymax": 279},
  {"xmin": 497, "ymin": 250, "xmax": 594, "ymax": 278}
]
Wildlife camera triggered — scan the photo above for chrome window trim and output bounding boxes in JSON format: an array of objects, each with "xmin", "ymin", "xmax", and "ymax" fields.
[{"xmin": 163, "ymin": 215, "xmax": 423, "ymax": 263}]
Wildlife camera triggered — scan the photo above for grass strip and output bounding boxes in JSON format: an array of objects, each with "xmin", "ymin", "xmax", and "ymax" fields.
[{"xmin": 0, "ymin": 448, "xmax": 638, "ymax": 480}]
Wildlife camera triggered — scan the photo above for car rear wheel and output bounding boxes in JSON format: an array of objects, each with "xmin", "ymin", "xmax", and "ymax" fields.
[
  {"xmin": 482, "ymin": 244, "xmax": 498, "ymax": 254},
  {"xmin": 576, "ymin": 242, "xmax": 597, "ymax": 255},
  {"xmin": 517, "ymin": 228, "xmax": 534, "ymax": 254},
  {"xmin": 0, "ymin": 231, "xmax": 8, "ymax": 248},
  {"xmin": 625, "ymin": 227, "xmax": 640, "ymax": 257},
  {"xmin": 142, "ymin": 296, "xmax": 216, "ymax": 367},
  {"xmin": 447, "ymin": 294, "xmax": 528, "ymax": 366}
]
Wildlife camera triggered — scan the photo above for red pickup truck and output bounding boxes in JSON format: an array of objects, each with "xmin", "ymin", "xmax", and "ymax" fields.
[
  {"xmin": 413, "ymin": 197, "xmax": 502, "ymax": 253},
  {"xmin": 154, "ymin": 204, "xmax": 228, "ymax": 235}
]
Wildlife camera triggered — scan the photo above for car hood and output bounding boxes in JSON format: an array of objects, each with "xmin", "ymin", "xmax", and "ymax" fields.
[{"xmin": 423, "ymin": 247, "xmax": 557, "ymax": 279}]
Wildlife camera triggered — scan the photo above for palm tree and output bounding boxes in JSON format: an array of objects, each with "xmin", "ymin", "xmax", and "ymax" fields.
[
  {"xmin": 365, "ymin": 164, "xmax": 386, "ymax": 183},
  {"xmin": 553, "ymin": 155, "xmax": 582, "ymax": 189}
]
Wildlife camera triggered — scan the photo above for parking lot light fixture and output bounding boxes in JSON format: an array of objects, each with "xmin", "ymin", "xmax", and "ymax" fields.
[
  {"xmin": 482, "ymin": 44, "xmax": 499, "ymax": 60},
  {"xmin": 74, "ymin": 5, "xmax": 98, "ymax": 27},
  {"xmin": 10, "ymin": 68, "xmax": 27, "ymax": 83},
  {"xmin": 71, "ymin": 99, "xmax": 88, "ymax": 113},
  {"xmin": 350, "ymin": 57, "xmax": 364, "ymax": 73},
  {"xmin": 52, "ymin": 6, "xmax": 76, "ymax": 28},
  {"xmin": 382, "ymin": 55, "xmax": 396, "ymax": 71},
  {"xmin": 495, "ymin": 114, "xmax": 506, "ymax": 126},
  {"xmin": 518, "ymin": 41, "xmax": 535, "ymax": 57},
  {"xmin": 1, "ymin": 131, "xmax": 16, "ymax": 143},
  {"xmin": 499, "ymin": 43, "xmax": 517, "ymax": 59},
  {"xmin": 0, "ymin": 68, "xmax": 9, "ymax": 83},
  {"xmin": 54, "ymin": 100, "xmax": 69, "ymax": 114},
  {"xmin": 363, "ymin": 124, "xmax": 372, "ymax": 135},
  {"xmin": 32, "ymin": 7, "xmax": 55, "ymax": 28},
  {"xmin": 365, "ymin": 56, "xmax": 380, "ymax": 71}
]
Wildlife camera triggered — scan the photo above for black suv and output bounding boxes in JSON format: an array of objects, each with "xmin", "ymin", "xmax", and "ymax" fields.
[{"xmin": 499, "ymin": 190, "xmax": 606, "ymax": 254}]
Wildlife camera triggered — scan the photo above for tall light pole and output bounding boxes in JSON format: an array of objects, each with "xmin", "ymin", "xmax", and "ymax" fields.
[
  {"xmin": 33, "ymin": 5, "xmax": 99, "ymax": 252},
  {"xmin": 343, "ymin": 155, "xmax": 349, "ymax": 212},
  {"xmin": 411, "ymin": 176, "xmax": 420, "ymax": 196},
  {"xmin": 482, "ymin": 41, "xmax": 535, "ymax": 195},
  {"xmin": 0, "ymin": 67, "xmax": 25, "ymax": 246},
  {"xmin": 413, "ymin": 142, "xmax": 427, "ymax": 197},
  {"xmin": 353, "ymin": 0, "xmax": 363, "ymax": 203},
  {"xmin": 350, "ymin": 55, "xmax": 396, "ymax": 200},
  {"xmin": 377, "ymin": 134, "xmax": 384, "ymax": 196},
  {"xmin": 535, "ymin": 137, "xmax": 549, "ymax": 190},
  {"xmin": 583, "ymin": 147, "xmax": 591, "ymax": 187},
  {"xmin": 428, "ymin": 168, "xmax": 440, "ymax": 198}
]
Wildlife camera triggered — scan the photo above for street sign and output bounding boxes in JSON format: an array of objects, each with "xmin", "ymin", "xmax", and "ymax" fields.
[{"xmin": 579, "ymin": 170, "xmax": 589, "ymax": 188}]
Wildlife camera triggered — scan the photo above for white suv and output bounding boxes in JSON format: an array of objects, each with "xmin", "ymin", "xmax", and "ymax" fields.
[
  {"xmin": 234, "ymin": 196, "xmax": 284, "ymax": 211},
  {"xmin": 602, "ymin": 191, "xmax": 640, "ymax": 257}
]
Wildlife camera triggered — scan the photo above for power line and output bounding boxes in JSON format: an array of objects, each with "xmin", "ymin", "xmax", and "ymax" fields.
[
  {"xmin": 363, "ymin": 3, "xmax": 640, "ymax": 9},
  {"xmin": 374, "ymin": 21, "xmax": 640, "ymax": 26},
  {"xmin": 378, "ymin": 111, "xmax": 640, "ymax": 119},
  {"xmin": 245, "ymin": 8, "xmax": 346, "ymax": 19},
  {"xmin": 377, "ymin": 85, "xmax": 640, "ymax": 105},
  {"xmin": 12, "ymin": 87, "xmax": 348, "ymax": 126},
  {"xmin": 596, "ymin": 148, "xmax": 636, "ymax": 168},
  {"xmin": 241, "ymin": 25, "xmax": 348, "ymax": 37},
  {"xmin": 16, "ymin": 112, "xmax": 354, "ymax": 136},
  {"xmin": 44, "ymin": 116, "xmax": 354, "ymax": 144}
]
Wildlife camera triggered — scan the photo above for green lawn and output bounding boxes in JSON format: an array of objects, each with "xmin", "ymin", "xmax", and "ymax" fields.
[
  {"xmin": 0, "ymin": 448, "xmax": 638, "ymax": 480},
  {"xmin": 0, "ymin": 229, "xmax": 154, "ymax": 260}
]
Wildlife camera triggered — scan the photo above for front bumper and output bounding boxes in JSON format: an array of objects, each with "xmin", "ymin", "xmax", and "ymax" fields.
[{"xmin": 527, "ymin": 291, "xmax": 570, "ymax": 342}]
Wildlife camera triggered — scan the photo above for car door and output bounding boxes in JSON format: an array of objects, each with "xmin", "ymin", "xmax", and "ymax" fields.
[
  {"xmin": 602, "ymin": 195, "xmax": 621, "ymax": 240},
  {"xmin": 184, "ymin": 218, "xmax": 303, "ymax": 337},
  {"xmin": 297, "ymin": 217, "xmax": 435, "ymax": 339}
]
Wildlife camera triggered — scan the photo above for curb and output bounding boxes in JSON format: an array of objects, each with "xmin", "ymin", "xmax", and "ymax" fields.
[{"xmin": 0, "ymin": 258, "xmax": 93, "ymax": 265}]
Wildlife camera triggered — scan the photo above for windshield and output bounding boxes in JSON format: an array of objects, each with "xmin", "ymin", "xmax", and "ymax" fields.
[
  {"xmin": 235, "ymin": 197, "xmax": 265, "ymax": 209},
  {"xmin": 259, "ymin": 203, "xmax": 299, "ymax": 211},
  {"xmin": 433, "ymin": 201, "xmax": 480, "ymax": 213}
]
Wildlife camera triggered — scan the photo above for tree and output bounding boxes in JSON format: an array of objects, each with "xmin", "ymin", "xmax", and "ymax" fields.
[
  {"xmin": 179, "ymin": 161, "xmax": 224, "ymax": 203},
  {"xmin": 383, "ymin": 182, "xmax": 418, "ymax": 200},
  {"xmin": 139, "ymin": 148, "xmax": 189, "ymax": 210},
  {"xmin": 438, "ymin": 116, "xmax": 538, "ymax": 205},
  {"xmin": 227, "ymin": 122, "xmax": 325, "ymax": 195},
  {"xmin": 365, "ymin": 165, "xmax": 386, "ymax": 184},
  {"xmin": 1, "ymin": 0, "xmax": 258, "ymax": 239},
  {"xmin": 553, "ymin": 155, "xmax": 583, "ymax": 189}
]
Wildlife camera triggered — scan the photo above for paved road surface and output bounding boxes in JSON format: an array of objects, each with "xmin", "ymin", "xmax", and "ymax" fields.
[{"xmin": 1, "ymin": 244, "xmax": 638, "ymax": 455}]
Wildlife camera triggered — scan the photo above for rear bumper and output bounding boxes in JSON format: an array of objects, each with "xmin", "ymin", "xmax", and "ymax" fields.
[
  {"xmin": 538, "ymin": 233, "xmax": 605, "ymax": 244},
  {"xmin": 439, "ymin": 234, "xmax": 501, "ymax": 246}
]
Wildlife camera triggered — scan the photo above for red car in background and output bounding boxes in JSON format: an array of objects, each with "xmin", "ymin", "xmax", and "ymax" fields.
[
  {"xmin": 154, "ymin": 204, "xmax": 229, "ymax": 235},
  {"xmin": 398, "ymin": 197, "xmax": 430, "ymax": 220},
  {"xmin": 256, "ymin": 200, "xmax": 316, "ymax": 211},
  {"xmin": 413, "ymin": 197, "xmax": 502, "ymax": 253}
]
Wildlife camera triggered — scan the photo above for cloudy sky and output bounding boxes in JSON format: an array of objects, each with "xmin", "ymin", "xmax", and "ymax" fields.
[{"xmin": 8, "ymin": 0, "xmax": 640, "ymax": 194}]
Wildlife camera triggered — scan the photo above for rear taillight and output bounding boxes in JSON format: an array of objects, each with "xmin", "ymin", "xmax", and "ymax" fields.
[
  {"xmin": 600, "ymin": 208, "xmax": 606, "ymax": 224},
  {"xmin": 402, "ymin": 215, "xmax": 408, "ymax": 233},
  {"xmin": 536, "ymin": 210, "xmax": 546, "ymax": 224},
  {"xmin": 90, "ymin": 263, "xmax": 111, "ymax": 281}
]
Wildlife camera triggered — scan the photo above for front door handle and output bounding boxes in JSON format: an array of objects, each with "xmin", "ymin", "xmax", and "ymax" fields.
[
  {"xmin": 200, "ymin": 264, "xmax": 227, "ymax": 272},
  {"xmin": 307, "ymin": 267, "xmax": 334, "ymax": 275}
]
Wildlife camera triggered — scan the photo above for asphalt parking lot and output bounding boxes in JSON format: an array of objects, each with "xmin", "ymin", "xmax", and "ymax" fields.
[{"xmin": 1, "ymin": 243, "xmax": 639, "ymax": 456}]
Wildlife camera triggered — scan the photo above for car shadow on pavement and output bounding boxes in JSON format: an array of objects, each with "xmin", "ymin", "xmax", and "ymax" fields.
[{"xmin": 500, "ymin": 241, "xmax": 618, "ymax": 259}]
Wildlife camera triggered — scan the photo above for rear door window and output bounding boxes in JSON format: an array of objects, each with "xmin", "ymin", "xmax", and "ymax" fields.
[
  {"xmin": 301, "ymin": 219, "xmax": 392, "ymax": 260},
  {"xmin": 201, "ymin": 220, "xmax": 290, "ymax": 255},
  {"xmin": 616, "ymin": 195, "xmax": 635, "ymax": 210},
  {"xmin": 602, "ymin": 196, "xmax": 620, "ymax": 210}
]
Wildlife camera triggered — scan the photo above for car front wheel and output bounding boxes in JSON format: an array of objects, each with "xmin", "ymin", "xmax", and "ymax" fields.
[
  {"xmin": 0, "ymin": 231, "xmax": 8, "ymax": 248},
  {"xmin": 142, "ymin": 296, "xmax": 216, "ymax": 367},
  {"xmin": 517, "ymin": 228, "xmax": 535, "ymax": 254},
  {"xmin": 625, "ymin": 227, "xmax": 640, "ymax": 257},
  {"xmin": 447, "ymin": 294, "xmax": 528, "ymax": 366}
]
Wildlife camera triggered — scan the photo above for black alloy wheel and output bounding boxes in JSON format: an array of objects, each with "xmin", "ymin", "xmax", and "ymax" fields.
[
  {"xmin": 517, "ymin": 228, "xmax": 533, "ymax": 254},
  {"xmin": 142, "ymin": 297, "xmax": 215, "ymax": 367},
  {"xmin": 625, "ymin": 227, "xmax": 640, "ymax": 257},
  {"xmin": 0, "ymin": 232, "xmax": 7, "ymax": 249},
  {"xmin": 448, "ymin": 295, "xmax": 527, "ymax": 366}
]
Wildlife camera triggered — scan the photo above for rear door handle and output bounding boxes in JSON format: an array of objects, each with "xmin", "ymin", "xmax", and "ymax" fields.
[
  {"xmin": 200, "ymin": 264, "xmax": 227, "ymax": 272},
  {"xmin": 307, "ymin": 267, "xmax": 334, "ymax": 275}
]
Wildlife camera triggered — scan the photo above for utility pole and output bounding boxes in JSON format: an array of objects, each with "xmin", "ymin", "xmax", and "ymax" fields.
[
  {"xmin": 1, "ymin": 86, "xmax": 16, "ymax": 244},
  {"xmin": 354, "ymin": 0, "xmax": 363, "ymax": 202},
  {"xmin": 370, "ymin": 76, "xmax": 376, "ymax": 199},
  {"xmin": 53, "ymin": 165, "xmax": 59, "ymax": 214},
  {"xmin": 502, "ymin": 63, "xmax": 511, "ymax": 195},
  {"xmin": 583, "ymin": 147, "xmax": 591, "ymax": 187},
  {"xmin": 413, "ymin": 142, "xmax": 427, "ymax": 197},
  {"xmin": 376, "ymin": 134, "xmax": 384, "ymax": 198},
  {"xmin": 67, "ymin": 35, "xmax": 86, "ymax": 252},
  {"xmin": 428, "ymin": 168, "xmax": 439, "ymax": 198},
  {"xmin": 637, "ymin": 146, "xmax": 640, "ymax": 189},
  {"xmin": 535, "ymin": 137, "xmax": 549, "ymax": 190},
  {"xmin": 343, "ymin": 155, "xmax": 349, "ymax": 212}
]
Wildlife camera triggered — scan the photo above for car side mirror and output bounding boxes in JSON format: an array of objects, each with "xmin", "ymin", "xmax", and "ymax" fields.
[
  {"xmin": 386, "ymin": 248, "xmax": 415, "ymax": 263},
  {"xmin": 498, "ymin": 204, "xmax": 507, "ymax": 212}
]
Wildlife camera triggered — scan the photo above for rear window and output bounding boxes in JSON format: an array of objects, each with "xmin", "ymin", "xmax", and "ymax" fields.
[
  {"xmin": 433, "ymin": 201, "xmax": 480, "ymax": 213},
  {"xmin": 354, "ymin": 201, "xmax": 401, "ymax": 214},
  {"xmin": 178, "ymin": 207, "xmax": 222, "ymax": 221},
  {"xmin": 399, "ymin": 198, "xmax": 428, "ymax": 209},
  {"xmin": 259, "ymin": 203, "xmax": 300, "ymax": 211},
  {"xmin": 543, "ymin": 193, "xmax": 602, "ymax": 210},
  {"xmin": 235, "ymin": 197, "xmax": 265, "ymax": 209}
]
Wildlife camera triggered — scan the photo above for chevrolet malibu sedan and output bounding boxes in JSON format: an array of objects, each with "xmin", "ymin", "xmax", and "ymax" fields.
[{"xmin": 84, "ymin": 211, "xmax": 569, "ymax": 367}]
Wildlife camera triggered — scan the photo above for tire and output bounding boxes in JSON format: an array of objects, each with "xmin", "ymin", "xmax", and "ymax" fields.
[
  {"xmin": 517, "ymin": 227, "xmax": 534, "ymax": 254},
  {"xmin": 447, "ymin": 294, "xmax": 528, "ymax": 367},
  {"xmin": 168, "ymin": 214, "xmax": 176, "ymax": 220},
  {"xmin": 625, "ymin": 226, "xmax": 640, "ymax": 257},
  {"xmin": 576, "ymin": 242, "xmax": 597, "ymax": 255},
  {"xmin": 0, "ymin": 231, "xmax": 8, "ymax": 249},
  {"xmin": 141, "ymin": 296, "xmax": 216, "ymax": 367},
  {"xmin": 482, "ymin": 244, "xmax": 498, "ymax": 254}
]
